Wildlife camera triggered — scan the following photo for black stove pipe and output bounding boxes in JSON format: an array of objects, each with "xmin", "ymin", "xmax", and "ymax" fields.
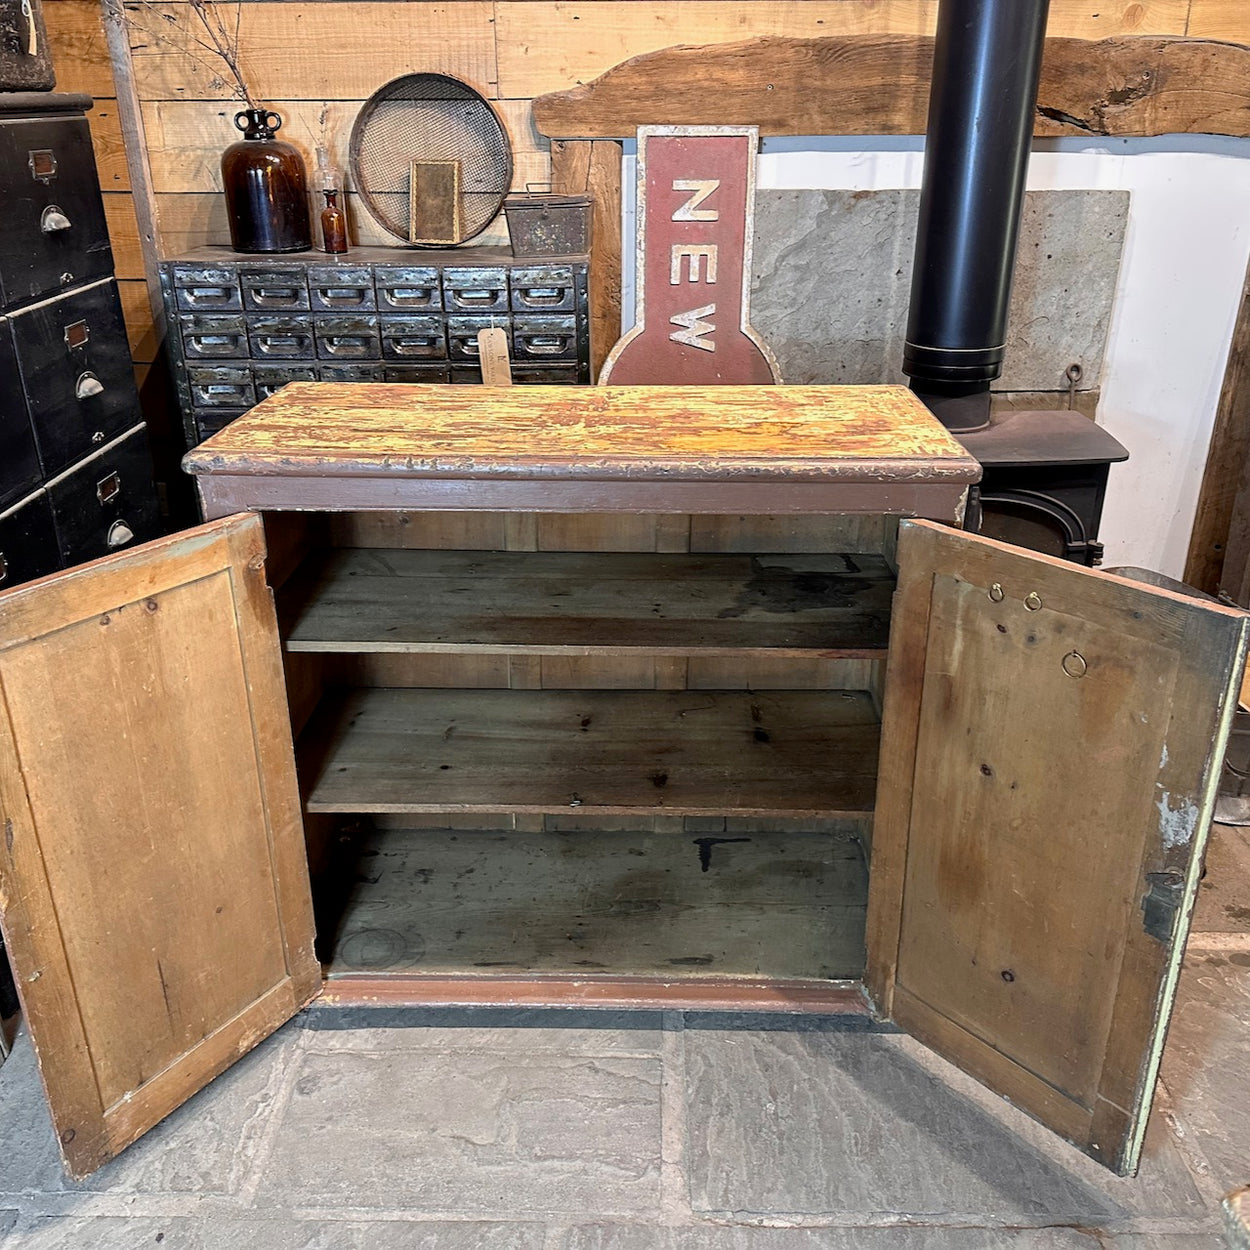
[{"xmin": 903, "ymin": 0, "xmax": 1051, "ymax": 432}]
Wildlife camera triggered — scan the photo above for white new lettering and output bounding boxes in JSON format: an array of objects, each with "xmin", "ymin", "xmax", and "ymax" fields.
[
  {"xmin": 670, "ymin": 244, "xmax": 719, "ymax": 285},
  {"xmin": 670, "ymin": 304, "xmax": 717, "ymax": 352},
  {"xmin": 672, "ymin": 179, "xmax": 720, "ymax": 222}
]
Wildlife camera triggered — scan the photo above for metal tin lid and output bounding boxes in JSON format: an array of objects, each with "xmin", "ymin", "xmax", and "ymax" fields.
[{"xmin": 505, "ymin": 191, "xmax": 592, "ymax": 209}]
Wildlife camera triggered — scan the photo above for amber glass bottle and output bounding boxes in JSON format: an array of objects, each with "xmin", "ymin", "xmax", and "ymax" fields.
[
  {"xmin": 320, "ymin": 189, "xmax": 349, "ymax": 253},
  {"xmin": 221, "ymin": 108, "xmax": 312, "ymax": 253}
]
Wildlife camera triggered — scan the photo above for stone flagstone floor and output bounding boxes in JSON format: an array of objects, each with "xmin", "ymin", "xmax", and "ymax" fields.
[{"xmin": 0, "ymin": 826, "xmax": 1247, "ymax": 1249}]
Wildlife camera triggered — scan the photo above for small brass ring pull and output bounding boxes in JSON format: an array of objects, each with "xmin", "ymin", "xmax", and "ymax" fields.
[
  {"xmin": 1024, "ymin": 592, "xmax": 1043, "ymax": 611},
  {"xmin": 988, "ymin": 583, "xmax": 1005, "ymax": 603},
  {"xmin": 1062, "ymin": 651, "xmax": 1088, "ymax": 679}
]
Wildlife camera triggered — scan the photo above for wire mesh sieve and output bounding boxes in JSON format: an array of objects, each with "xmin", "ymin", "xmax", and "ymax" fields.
[{"xmin": 348, "ymin": 74, "xmax": 513, "ymax": 246}]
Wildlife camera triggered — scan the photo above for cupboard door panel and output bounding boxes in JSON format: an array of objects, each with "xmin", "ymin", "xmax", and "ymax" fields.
[
  {"xmin": 867, "ymin": 519, "xmax": 1248, "ymax": 1175},
  {"xmin": 0, "ymin": 513, "xmax": 318, "ymax": 1178}
]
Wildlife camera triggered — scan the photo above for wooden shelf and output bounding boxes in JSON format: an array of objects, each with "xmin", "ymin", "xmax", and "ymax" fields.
[
  {"xmin": 318, "ymin": 825, "xmax": 869, "ymax": 982},
  {"xmin": 280, "ymin": 548, "xmax": 894, "ymax": 657},
  {"xmin": 300, "ymin": 687, "xmax": 880, "ymax": 817}
]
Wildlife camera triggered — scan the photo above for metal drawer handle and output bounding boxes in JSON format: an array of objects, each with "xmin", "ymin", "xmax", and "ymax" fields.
[
  {"xmin": 107, "ymin": 520, "xmax": 134, "ymax": 549},
  {"xmin": 452, "ymin": 289, "xmax": 502, "ymax": 305},
  {"xmin": 41, "ymin": 205, "xmax": 71, "ymax": 233},
  {"xmin": 253, "ymin": 287, "xmax": 299, "ymax": 302},
  {"xmin": 259, "ymin": 335, "xmax": 302, "ymax": 348},
  {"xmin": 190, "ymin": 335, "xmax": 241, "ymax": 352},
  {"xmin": 76, "ymin": 371, "xmax": 104, "ymax": 399},
  {"xmin": 389, "ymin": 337, "xmax": 437, "ymax": 352},
  {"xmin": 518, "ymin": 287, "xmax": 566, "ymax": 305},
  {"xmin": 186, "ymin": 288, "xmax": 233, "ymax": 305},
  {"xmin": 319, "ymin": 288, "xmax": 369, "ymax": 305},
  {"xmin": 520, "ymin": 335, "xmax": 568, "ymax": 354},
  {"xmin": 0, "ymin": 553, "xmax": 7, "ymax": 584},
  {"xmin": 384, "ymin": 288, "xmax": 435, "ymax": 305}
]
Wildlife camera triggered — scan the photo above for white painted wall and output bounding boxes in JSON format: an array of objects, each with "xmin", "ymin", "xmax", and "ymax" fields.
[{"xmin": 621, "ymin": 136, "xmax": 1250, "ymax": 577}]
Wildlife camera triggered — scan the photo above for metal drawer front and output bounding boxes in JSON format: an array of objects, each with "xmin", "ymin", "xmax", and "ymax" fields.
[
  {"xmin": 383, "ymin": 364, "xmax": 450, "ymax": 383},
  {"xmin": 315, "ymin": 315, "xmax": 380, "ymax": 360},
  {"xmin": 318, "ymin": 363, "xmax": 383, "ymax": 382},
  {"xmin": 0, "ymin": 326, "xmax": 41, "ymax": 507},
  {"xmin": 240, "ymin": 268, "xmax": 309, "ymax": 311},
  {"xmin": 442, "ymin": 266, "xmax": 508, "ymax": 313},
  {"xmin": 172, "ymin": 265, "xmax": 242, "ymax": 311},
  {"xmin": 450, "ymin": 365, "xmax": 483, "ymax": 383},
  {"xmin": 309, "ymin": 266, "xmax": 375, "ymax": 312},
  {"xmin": 193, "ymin": 408, "xmax": 247, "ymax": 442},
  {"xmin": 47, "ymin": 424, "xmax": 161, "ymax": 566},
  {"xmin": 447, "ymin": 315, "xmax": 507, "ymax": 362},
  {"xmin": 11, "ymin": 280, "xmax": 140, "ymax": 476},
  {"xmin": 381, "ymin": 314, "xmax": 446, "ymax": 361},
  {"xmin": 512, "ymin": 314, "xmax": 578, "ymax": 363},
  {"xmin": 252, "ymin": 364, "xmax": 317, "ymax": 400},
  {"xmin": 179, "ymin": 313, "xmax": 248, "ymax": 360},
  {"xmin": 249, "ymin": 314, "xmax": 315, "ymax": 360},
  {"xmin": 375, "ymin": 266, "xmax": 441, "ymax": 312},
  {"xmin": 513, "ymin": 365, "xmax": 581, "ymax": 385},
  {"xmin": 0, "ymin": 490, "xmax": 59, "ymax": 589},
  {"xmin": 188, "ymin": 365, "xmax": 255, "ymax": 409},
  {"xmin": 510, "ymin": 266, "xmax": 576, "ymax": 312},
  {"xmin": 0, "ymin": 114, "xmax": 111, "ymax": 307}
]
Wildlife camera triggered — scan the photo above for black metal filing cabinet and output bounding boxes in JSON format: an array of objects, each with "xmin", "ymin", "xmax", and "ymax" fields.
[
  {"xmin": 159, "ymin": 246, "xmax": 591, "ymax": 446},
  {"xmin": 0, "ymin": 92, "xmax": 161, "ymax": 588}
]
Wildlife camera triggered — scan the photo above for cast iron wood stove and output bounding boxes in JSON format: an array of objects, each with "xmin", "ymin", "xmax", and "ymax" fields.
[{"xmin": 904, "ymin": 0, "xmax": 1129, "ymax": 564}]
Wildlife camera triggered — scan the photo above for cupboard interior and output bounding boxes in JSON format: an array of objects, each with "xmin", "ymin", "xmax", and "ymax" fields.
[{"xmin": 265, "ymin": 508, "xmax": 901, "ymax": 997}]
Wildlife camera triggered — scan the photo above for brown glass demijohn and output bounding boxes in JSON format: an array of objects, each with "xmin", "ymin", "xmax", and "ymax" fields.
[{"xmin": 222, "ymin": 108, "xmax": 313, "ymax": 253}]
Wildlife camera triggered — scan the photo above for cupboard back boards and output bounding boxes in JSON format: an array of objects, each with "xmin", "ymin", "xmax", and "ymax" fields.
[{"xmin": 0, "ymin": 384, "xmax": 1242, "ymax": 1181}]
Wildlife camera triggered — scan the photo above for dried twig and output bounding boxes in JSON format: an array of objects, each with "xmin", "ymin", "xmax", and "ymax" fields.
[{"xmin": 116, "ymin": 0, "xmax": 257, "ymax": 108}]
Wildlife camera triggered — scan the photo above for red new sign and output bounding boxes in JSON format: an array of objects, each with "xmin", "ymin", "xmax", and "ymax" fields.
[{"xmin": 599, "ymin": 125, "xmax": 781, "ymax": 385}]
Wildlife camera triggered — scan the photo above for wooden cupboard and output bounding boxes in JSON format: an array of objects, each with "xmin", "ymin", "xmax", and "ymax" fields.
[{"xmin": 0, "ymin": 383, "xmax": 1242, "ymax": 1186}]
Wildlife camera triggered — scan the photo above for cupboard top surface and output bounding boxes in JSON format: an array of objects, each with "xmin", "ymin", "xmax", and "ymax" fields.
[{"xmin": 182, "ymin": 383, "xmax": 982, "ymax": 484}]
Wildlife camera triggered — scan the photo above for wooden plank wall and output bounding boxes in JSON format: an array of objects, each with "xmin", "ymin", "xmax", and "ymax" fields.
[
  {"xmin": 45, "ymin": 0, "xmax": 157, "ymax": 378},
  {"xmin": 44, "ymin": 0, "xmax": 1250, "ymax": 361}
]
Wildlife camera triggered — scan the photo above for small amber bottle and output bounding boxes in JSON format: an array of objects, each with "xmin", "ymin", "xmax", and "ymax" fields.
[{"xmin": 320, "ymin": 188, "xmax": 348, "ymax": 254}]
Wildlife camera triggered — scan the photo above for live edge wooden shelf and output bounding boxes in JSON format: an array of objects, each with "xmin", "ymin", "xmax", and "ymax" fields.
[{"xmin": 182, "ymin": 381, "xmax": 979, "ymax": 1013}]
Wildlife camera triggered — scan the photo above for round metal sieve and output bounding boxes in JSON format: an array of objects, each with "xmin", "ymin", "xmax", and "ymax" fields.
[{"xmin": 348, "ymin": 73, "xmax": 513, "ymax": 247}]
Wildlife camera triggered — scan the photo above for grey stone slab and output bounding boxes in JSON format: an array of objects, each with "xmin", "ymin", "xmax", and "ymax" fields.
[
  {"xmin": 1103, "ymin": 1237, "xmax": 1225, "ymax": 1248},
  {"xmin": 683, "ymin": 1029, "xmax": 1206, "ymax": 1220},
  {"xmin": 1193, "ymin": 824, "xmax": 1250, "ymax": 932},
  {"xmin": 1101, "ymin": 1237, "xmax": 1226, "ymax": 1249},
  {"xmin": 254, "ymin": 1047, "xmax": 662, "ymax": 1215},
  {"xmin": 2, "ymin": 1216, "xmax": 546, "ymax": 1249},
  {"xmin": 556, "ymin": 1228, "xmax": 1103, "ymax": 1249},
  {"xmin": 750, "ymin": 188, "xmax": 1127, "ymax": 391},
  {"xmin": 0, "ymin": 1210, "xmax": 15, "ymax": 1241},
  {"xmin": 0, "ymin": 1022, "xmax": 301, "ymax": 1197},
  {"xmin": 1160, "ymin": 950, "xmax": 1250, "ymax": 1193}
]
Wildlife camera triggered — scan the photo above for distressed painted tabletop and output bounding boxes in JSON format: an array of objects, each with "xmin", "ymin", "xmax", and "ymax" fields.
[{"xmin": 183, "ymin": 383, "xmax": 981, "ymax": 517}]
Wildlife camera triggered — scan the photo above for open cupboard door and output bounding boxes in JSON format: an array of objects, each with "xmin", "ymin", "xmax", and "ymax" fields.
[
  {"xmin": 867, "ymin": 519, "xmax": 1248, "ymax": 1175},
  {"xmin": 0, "ymin": 514, "xmax": 318, "ymax": 1178}
]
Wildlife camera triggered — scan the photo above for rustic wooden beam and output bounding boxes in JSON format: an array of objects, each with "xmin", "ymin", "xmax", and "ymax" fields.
[
  {"xmin": 533, "ymin": 35, "xmax": 1250, "ymax": 141},
  {"xmin": 1185, "ymin": 255, "xmax": 1250, "ymax": 597},
  {"xmin": 550, "ymin": 138, "xmax": 622, "ymax": 382}
]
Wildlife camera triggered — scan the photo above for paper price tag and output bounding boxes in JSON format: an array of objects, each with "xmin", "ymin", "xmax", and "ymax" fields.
[{"xmin": 477, "ymin": 326, "xmax": 512, "ymax": 386}]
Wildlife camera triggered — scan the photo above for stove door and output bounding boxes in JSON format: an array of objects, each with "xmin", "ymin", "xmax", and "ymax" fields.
[{"xmin": 866, "ymin": 518, "xmax": 1248, "ymax": 1175}]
